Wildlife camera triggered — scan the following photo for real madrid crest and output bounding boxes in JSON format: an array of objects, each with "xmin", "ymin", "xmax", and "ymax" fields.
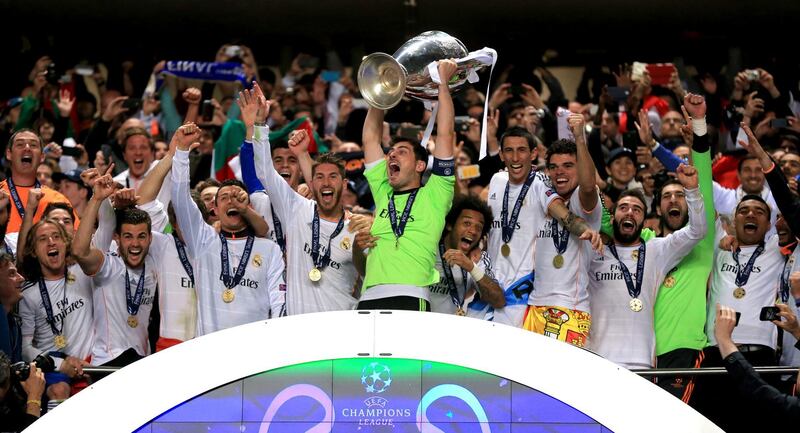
[
  {"xmin": 252, "ymin": 254, "xmax": 262, "ymax": 267},
  {"xmin": 340, "ymin": 237, "xmax": 351, "ymax": 251},
  {"xmin": 66, "ymin": 272, "xmax": 76, "ymax": 284}
]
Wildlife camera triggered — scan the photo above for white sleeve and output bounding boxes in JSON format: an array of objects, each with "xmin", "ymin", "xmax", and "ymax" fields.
[
  {"xmin": 138, "ymin": 200, "xmax": 169, "ymax": 233},
  {"xmin": 266, "ymin": 246, "xmax": 286, "ymax": 318},
  {"xmin": 656, "ymin": 188, "xmax": 708, "ymax": 274},
  {"xmin": 250, "ymin": 192, "xmax": 271, "ymax": 217},
  {"xmin": 148, "ymin": 232, "xmax": 171, "ymax": 263},
  {"xmin": 170, "ymin": 149, "xmax": 217, "ymax": 257},
  {"xmin": 251, "ymin": 125, "xmax": 307, "ymax": 223},
  {"xmin": 18, "ymin": 291, "xmax": 41, "ymax": 362},
  {"xmin": 92, "ymin": 199, "xmax": 116, "ymax": 252},
  {"xmin": 533, "ymin": 172, "xmax": 561, "ymax": 214},
  {"xmin": 712, "ymin": 181, "xmax": 735, "ymax": 217}
]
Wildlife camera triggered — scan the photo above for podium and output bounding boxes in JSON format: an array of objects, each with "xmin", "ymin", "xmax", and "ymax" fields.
[{"xmin": 26, "ymin": 311, "xmax": 722, "ymax": 432}]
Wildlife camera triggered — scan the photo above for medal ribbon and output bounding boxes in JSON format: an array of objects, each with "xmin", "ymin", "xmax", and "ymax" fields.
[
  {"xmin": 37, "ymin": 270, "xmax": 68, "ymax": 337},
  {"xmin": 550, "ymin": 219, "xmax": 569, "ymax": 255},
  {"xmin": 270, "ymin": 204, "xmax": 285, "ymax": 253},
  {"xmin": 173, "ymin": 233, "xmax": 195, "ymax": 287},
  {"xmin": 125, "ymin": 264, "xmax": 147, "ymax": 317},
  {"xmin": 439, "ymin": 241, "xmax": 468, "ymax": 311},
  {"xmin": 219, "ymin": 233, "xmax": 255, "ymax": 289},
  {"xmin": 501, "ymin": 169, "xmax": 536, "ymax": 243},
  {"xmin": 311, "ymin": 206, "xmax": 345, "ymax": 270},
  {"xmin": 387, "ymin": 189, "xmax": 419, "ymax": 242},
  {"xmin": 780, "ymin": 254, "xmax": 793, "ymax": 303},
  {"xmin": 732, "ymin": 243, "xmax": 764, "ymax": 289},
  {"xmin": 7, "ymin": 177, "xmax": 40, "ymax": 219},
  {"xmin": 607, "ymin": 242, "xmax": 646, "ymax": 300}
]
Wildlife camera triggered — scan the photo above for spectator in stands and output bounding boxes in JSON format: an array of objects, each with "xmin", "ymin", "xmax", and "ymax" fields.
[{"xmin": 1, "ymin": 130, "xmax": 72, "ymax": 234}]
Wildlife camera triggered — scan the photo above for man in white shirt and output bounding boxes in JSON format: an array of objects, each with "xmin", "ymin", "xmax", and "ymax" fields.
[
  {"xmin": 486, "ymin": 126, "xmax": 601, "ymax": 327},
  {"xmin": 705, "ymin": 195, "xmax": 782, "ymax": 358},
  {"xmin": 71, "ymin": 176, "xmax": 158, "ymax": 366},
  {"xmin": 713, "ymin": 155, "xmax": 778, "ymax": 232},
  {"xmin": 241, "ymin": 84, "xmax": 358, "ymax": 314},
  {"xmin": 170, "ymin": 123, "xmax": 285, "ymax": 336},
  {"xmin": 587, "ymin": 164, "xmax": 706, "ymax": 369},
  {"xmin": 112, "ymin": 127, "xmax": 156, "ymax": 191},
  {"xmin": 430, "ymin": 195, "xmax": 505, "ymax": 316},
  {"xmin": 18, "ymin": 219, "xmax": 91, "ymax": 401},
  {"xmin": 523, "ymin": 113, "xmax": 601, "ymax": 347}
]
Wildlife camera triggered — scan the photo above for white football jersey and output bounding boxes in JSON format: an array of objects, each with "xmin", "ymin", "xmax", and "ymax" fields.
[
  {"xmin": 587, "ymin": 188, "xmax": 706, "ymax": 369},
  {"xmin": 172, "ymin": 150, "xmax": 286, "ymax": 336},
  {"xmin": 251, "ymin": 126, "xmax": 358, "ymax": 315},
  {"xmin": 530, "ymin": 185, "xmax": 601, "ymax": 312},
  {"xmin": 19, "ymin": 263, "xmax": 94, "ymax": 362},
  {"xmin": 486, "ymin": 170, "xmax": 558, "ymax": 326},
  {"xmin": 91, "ymin": 253, "xmax": 158, "ymax": 365}
]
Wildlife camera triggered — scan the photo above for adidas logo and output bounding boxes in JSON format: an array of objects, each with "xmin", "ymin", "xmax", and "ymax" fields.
[{"xmin": 490, "ymin": 193, "xmax": 497, "ymax": 200}]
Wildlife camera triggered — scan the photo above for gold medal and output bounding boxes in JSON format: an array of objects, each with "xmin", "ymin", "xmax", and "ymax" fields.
[
  {"xmin": 553, "ymin": 254, "xmax": 564, "ymax": 269},
  {"xmin": 664, "ymin": 276, "xmax": 676, "ymax": 288},
  {"xmin": 66, "ymin": 273, "xmax": 76, "ymax": 284},
  {"xmin": 340, "ymin": 237, "xmax": 351, "ymax": 250},
  {"xmin": 501, "ymin": 243, "xmax": 511, "ymax": 257},
  {"xmin": 222, "ymin": 288, "xmax": 235, "ymax": 303},
  {"xmin": 631, "ymin": 250, "xmax": 639, "ymax": 261},
  {"xmin": 54, "ymin": 334, "xmax": 67, "ymax": 349},
  {"xmin": 629, "ymin": 298, "xmax": 643, "ymax": 312},
  {"xmin": 309, "ymin": 268, "xmax": 322, "ymax": 282},
  {"xmin": 252, "ymin": 254, "xmax": 262, "ymax": 267},
  {"xmin": 127, "ymin": 315, "xmax": 139, "ymax": 328},
  {"xmin": 456, "ymin": 307, "xmax": 466, "ymax": 316},
  {"xmin": 733, "ymin": 287, "xmax": 746, "ymax": 299}
]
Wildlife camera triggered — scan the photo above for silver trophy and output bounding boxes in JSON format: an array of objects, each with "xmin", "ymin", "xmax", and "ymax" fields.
[{"xmin": 358, "ymin": 30, "xmax": 491, "ymax": 110}]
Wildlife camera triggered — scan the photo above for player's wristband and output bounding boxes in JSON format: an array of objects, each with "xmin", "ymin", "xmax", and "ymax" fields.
[
  {"xmin": 469, "ymin": 266, "xmax": 485, "ymax": 282},
  {"xmin": 432, "ymin": 157, "xmax": 455, "ymax": 176},
  {"xmin": 691, "ymin": 118, "xmax": 707, "ymax": 136},
  {"xmin": 27, "ymin": 400, "xmax": 41, "ymax": 407}
]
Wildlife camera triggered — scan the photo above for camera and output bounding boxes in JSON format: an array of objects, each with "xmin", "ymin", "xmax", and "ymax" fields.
[
  {"xmin": 744, "ymin": 69, "xmax": 760, "ymax": 82},
  {"xmin": 454, "ymin": 115, "xmax": 472, "ymax": 133},
  {"xmin": 10, "ymin": 353, "xmax": 55, "ymax": 382},
  {"xmin": 45, "ymin": 63, "xmax": 59, "ymax": 85},
  {"xmin": 759, "ymin": 306, "xmax": 781, "ymax": 322}
]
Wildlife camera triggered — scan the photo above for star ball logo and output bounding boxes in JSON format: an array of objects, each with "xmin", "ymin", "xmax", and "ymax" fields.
[
  {"xmin": 361, "ymin": 361, "xmax": 392, "ymax": 394},
  {"xmin": 340, "ymin": 361, "xmax": 412, "ymax": 427}
]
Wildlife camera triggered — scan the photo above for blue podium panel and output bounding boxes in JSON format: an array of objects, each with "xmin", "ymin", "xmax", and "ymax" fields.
[{"xmin": 140, "ymin": 358, "xmax": 609, "ymax": 433}]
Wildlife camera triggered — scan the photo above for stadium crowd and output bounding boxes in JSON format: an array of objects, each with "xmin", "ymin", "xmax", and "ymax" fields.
[{"xmin": 1, "ymin": 43, "xmax": 800, "ymax": 430}]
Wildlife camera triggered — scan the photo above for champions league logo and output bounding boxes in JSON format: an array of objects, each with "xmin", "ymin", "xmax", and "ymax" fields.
[{"xmin": 361, "ymin": 361, "xmax": 392, "ymax": 394}]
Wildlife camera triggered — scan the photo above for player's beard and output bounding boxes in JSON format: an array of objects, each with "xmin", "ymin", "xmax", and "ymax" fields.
[{"xmin": 612, "ymin": 219, "xmax": 643, "ymax": 244}]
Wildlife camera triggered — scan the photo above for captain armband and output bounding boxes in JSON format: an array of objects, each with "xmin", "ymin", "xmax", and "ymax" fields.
[{"xmin": 432, "ymin": 158, "xmax": 455, "ymax": 176}]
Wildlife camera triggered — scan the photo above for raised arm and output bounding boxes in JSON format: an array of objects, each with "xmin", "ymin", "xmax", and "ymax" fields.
[
  {"xmin": 72, "ymin": 174, "xmax": 116, "ymax": 276},
  {"xmin": 362, "ymin": 108, "xmax": 386, "ymax": 164},
  {"xmin": 15, "ymin": 189, "xmax": 42, "ymax": 267},
  {"xmin": 568, "ymin": 113, "xmax": 598, "ymax": 211},
  {"xmin": 739, "ymin": 123, "xmax": 800, "ymax": 235},
  {"xmin": 433, "ymin": 59, "xmax": 457, "ymax": 160},
  {"xmin": 243, "ymin": 84, "xmax": 307, "ymax": 221},
  {"xmin": 136, "ymin": 146, "xmax": 173, "ymax": 205},
  {"xmin": 659, "ymin": 164, "xmax": 708, "ymax": 271},
  {"xmin": 170, "ymin": 123, "xmax": 217, "ymax": 255},
  {"xmin": 287, "ymin": 130, "xmax": 314, "ymax": 192}
]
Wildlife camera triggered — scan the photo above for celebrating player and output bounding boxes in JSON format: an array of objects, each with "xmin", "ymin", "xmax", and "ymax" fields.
[
  {"xmin": 170, "ymin": 123, "xmax": 286, "ymax": 335},
  {"xmin": 242, "ymin": 83, "xmax": 359, "ymax": 314}
]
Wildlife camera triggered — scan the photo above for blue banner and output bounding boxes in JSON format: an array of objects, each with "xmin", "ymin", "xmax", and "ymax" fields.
[{"xmin": 161, "ymin": 61, "xmax": 248, "ymax": 85}]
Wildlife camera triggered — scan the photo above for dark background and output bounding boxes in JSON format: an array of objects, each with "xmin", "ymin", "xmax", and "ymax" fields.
[{"xmin": 3, "ymin": 0, "xmax": 800, "ymax": 98}]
